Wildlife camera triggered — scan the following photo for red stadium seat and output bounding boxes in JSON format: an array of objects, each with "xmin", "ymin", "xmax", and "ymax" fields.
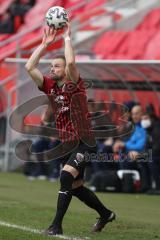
[
  {"xmin": 144, "ymin": 31, "xmax": 160, "ymax": 59},
  {"xmin": 93, "ymin": 30, "xmax": 156, "ymax": 59},
  {"xmin": 0, "ymin": 60, "xmax": 17, "ymax": 81},
  {"xmin": 92, "ymin": 31, "xmax": 128, "ymax": 58},
  {"xmin": 94, "ymin": 89, "xmax": 134, "ymax": 104},
  {"xmin": 136, "ymin": 8, "xmax": 160, "ymax": 30},
  {"xmin": 0, "ymin": 34, "xmax": 11, "ymax": 41},
  {"xmin": 118, "ymin": 30, "xmax": 156, "ymax": 59},
  {"xmin": 63, "ymin": 0, "xmax": 85, "ymax": 18}
]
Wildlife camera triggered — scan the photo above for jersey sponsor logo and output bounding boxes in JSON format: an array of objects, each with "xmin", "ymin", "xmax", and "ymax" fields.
[
  {"xmin": 60, "ymin": 106, "xmax": 69, "ymax": 112},
  {"xmin": 55, "ymin": 95, "xmax": 70, "ymax": 113}
]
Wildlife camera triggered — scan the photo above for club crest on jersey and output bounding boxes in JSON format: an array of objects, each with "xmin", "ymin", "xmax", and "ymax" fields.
[{"xmin": 55, "ymin": 95, "xmax": 65, "ymax": 103}]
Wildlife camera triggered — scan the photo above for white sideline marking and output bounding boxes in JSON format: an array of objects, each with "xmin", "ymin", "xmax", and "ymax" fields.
[{"xmin": 0, "ymin": 220, "xmax": 89, "ymax": 240}]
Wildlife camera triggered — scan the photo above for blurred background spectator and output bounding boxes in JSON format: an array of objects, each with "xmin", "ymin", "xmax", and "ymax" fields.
[
  {"xmin": 113, "ymin": 105, "xmax": 150, "ymax": 192},
  {"xmin": 141, "ymin": 110, "xmax": 160, "ymax": 192},
  {"xmin": 23, "ymin": 104, "xmax": 61, "ymax": 181},
  {"xmin": 0, "ymin": 0, "xmax": 36, "ymax": 33},
  {"xmin": 9, "ymin": 0, "xmax": 36, "ymax": 21},
  {"xmin": 0, "ymin": 9, "xmax": 14, "ymax": 33}
]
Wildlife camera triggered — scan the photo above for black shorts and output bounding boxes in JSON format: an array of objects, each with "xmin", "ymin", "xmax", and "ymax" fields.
[{"xmin": 61, "ymin": 141, "xmax": 97, "ymax": 180}]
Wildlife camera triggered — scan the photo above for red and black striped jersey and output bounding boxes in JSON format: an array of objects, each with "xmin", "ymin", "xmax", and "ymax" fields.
[{"xmin": 39, "ymin": 76, "xmax": 94, "ymax": 143}]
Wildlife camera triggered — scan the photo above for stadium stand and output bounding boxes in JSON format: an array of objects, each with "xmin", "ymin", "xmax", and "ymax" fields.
[
  {"xmin": 92, "ymin": 7, "xmax": 160, "ymax": 60},
  {"xmin": 0, "ymin": 1, "xmax": 160, "ymax": 106}
]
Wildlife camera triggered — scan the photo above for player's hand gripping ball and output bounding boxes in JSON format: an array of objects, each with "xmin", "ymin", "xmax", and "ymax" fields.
[{"xmin": 45, "ymin": 6, "xmax": 69, "ymax": 30}]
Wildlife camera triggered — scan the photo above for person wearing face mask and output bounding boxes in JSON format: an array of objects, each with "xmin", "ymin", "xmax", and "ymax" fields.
[
  {"xmin": 141, "ymin": 113, "xmax": 160, "ymax": 193},
  {"xmin": 141, "ymin": 117, "xmax": 152, "ymax": 129},
  {"xmin": 113, "ymin": 105, "xmax": 151, "ymax": 192}
]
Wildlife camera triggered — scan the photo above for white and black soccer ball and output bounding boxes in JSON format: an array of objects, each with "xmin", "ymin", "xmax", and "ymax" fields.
[{"xmin": 45, "ymin": 6, "xmax": 69, "ymax": 30}]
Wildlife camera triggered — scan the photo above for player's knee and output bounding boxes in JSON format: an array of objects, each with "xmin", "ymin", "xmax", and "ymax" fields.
[
  {"xmin": 60, "ymin": 170, "xmax": 74, "ymax": 191},
  {"xmin": 62, "ymin": 164, "xmax": 79, "ymax": 178}
]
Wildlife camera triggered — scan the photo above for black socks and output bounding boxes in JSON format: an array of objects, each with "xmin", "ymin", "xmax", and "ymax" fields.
[
  {"xmin": 52, "ymin": 171, "xmax": 111, "ymax": 228},
  {"xmin": 52, "ymin": 171, "xmax": 74, "ymax": 227},
  {"xmin": 72, "ymin": 186, "xmax": 111, "ymax": 217}
]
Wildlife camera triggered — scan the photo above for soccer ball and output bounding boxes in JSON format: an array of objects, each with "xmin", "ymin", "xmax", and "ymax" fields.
[{"xmin": 45, "ymin": 6, "xmax": 69, "ymax": 30}]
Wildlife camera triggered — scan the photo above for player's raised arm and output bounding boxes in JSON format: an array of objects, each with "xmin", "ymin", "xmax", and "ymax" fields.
[
  {"xmin": 63, "ymin": 22, "xmax": 79, "ymax": 83},
  {"xmin": 25, "ymin": 28, "xmax": 57, "ymax": 88}
]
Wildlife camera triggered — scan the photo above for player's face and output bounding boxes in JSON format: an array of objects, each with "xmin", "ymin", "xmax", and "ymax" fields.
[{"xmin": 50, "ymin": 58, "xmax": 66, "ymax": 81}]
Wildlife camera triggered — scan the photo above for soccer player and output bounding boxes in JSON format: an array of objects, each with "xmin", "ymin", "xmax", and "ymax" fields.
[{"xmin": 25, "ymin": 22, "xmax": 116, "ymax": 235}]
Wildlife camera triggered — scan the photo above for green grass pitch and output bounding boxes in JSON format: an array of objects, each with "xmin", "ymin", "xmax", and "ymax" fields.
[{"xmin": 0, "ymin": 172, "xmax": 159, "ymax": 240}]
